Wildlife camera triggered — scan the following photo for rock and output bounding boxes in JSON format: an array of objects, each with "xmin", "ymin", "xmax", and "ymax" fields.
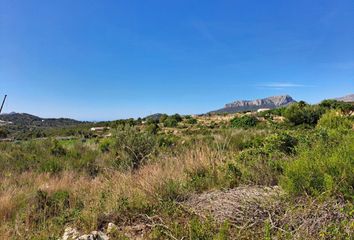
[
  {"xmin": 77, "ymin": 234, "xmax": 93, "ymax": 240},
  {"xmin": 209, "ymin": 95, "xmax": 296, "ymax": 114},
  {"xmin": 62, "ymin": 227, "xmax": 80, "ymax": 240},
  {"xmin": 335, "ymin": 93, "xmax": 354, "ymax": 102},
  {"xmin": 95, "ymin": 231, "xmax": 109, "ymax": 240},
  {"xmin": 61, "ymin": 227, "xmax": 109, "ymax": 240},
  {"xmin": 107, "ymin": 223, "xmax": 118, "ymax": 234}
]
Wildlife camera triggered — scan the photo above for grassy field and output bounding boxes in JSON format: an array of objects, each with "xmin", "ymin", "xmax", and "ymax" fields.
[{"xmin": 0, "ymin": 101, "xmax": 353, "ymax": 239}]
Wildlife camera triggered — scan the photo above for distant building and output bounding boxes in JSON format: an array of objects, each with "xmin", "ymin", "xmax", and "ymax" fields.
[
  {"xmin": 90, "ymin": 127, "xmax": 111, "ymax": 132},
  {"xmin": 257, "ymin": 108, "xmax": 271, "ymax": 113},
  {"xmin": 0, "ymin": 120, "xmax": 12, "ymax": 126}
]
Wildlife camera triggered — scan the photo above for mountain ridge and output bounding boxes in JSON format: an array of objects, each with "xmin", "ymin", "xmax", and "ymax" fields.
[
  {"xmin": 0, "ymin": 112, "xmax": 82, "ymax": 127},
  {"xmin": 335, "ymin": 94, "xmax": 354, "ymax": 102},
  {"xmin": 209, "ymin": 95, "xmax": 296, "ymax": 114}
]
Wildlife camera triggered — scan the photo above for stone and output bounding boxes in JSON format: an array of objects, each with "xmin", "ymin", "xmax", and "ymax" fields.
[
  {"xmin": 61, "ymin": 227, "xmax": 109, "ymax": 240},
  {"xmin": 77, "ymin": 234, "xmax": 94, "ymax": 240},
  {"xmin": 62, "ymin": 227, "xmax": 80, "ymax": 240},
  {"xmin": 107, "ymin": 223, "xmax": 118, "ymax": 234},
  {"xmin": 96, "ymin": 231, "xmax": 109, "ymax": 240}
]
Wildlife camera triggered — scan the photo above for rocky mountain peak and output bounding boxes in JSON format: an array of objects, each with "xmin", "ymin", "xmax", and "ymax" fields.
[
  {"xmin": 210, "ymin": 95, "xmax": 296, "ymax": 114},
  {"xmin": 335, "ymin": 94, "xmax": 354, "ymax": 102}
]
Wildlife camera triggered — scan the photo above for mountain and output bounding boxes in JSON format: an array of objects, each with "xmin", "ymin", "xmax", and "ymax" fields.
[
  {"xmin": 144, "ymin": 113, "xmax": 165, "ymax": 121},
  {"xmin": 0, "ymin": 112, "xmax": 82, "ymax": 127},
  {"xmin": 209, "ymin": 95, "xmax": 296, "ymax": 114},
  {"xmin": 335, "ymin": 94, "xmax": 354, "ymax": 102}
]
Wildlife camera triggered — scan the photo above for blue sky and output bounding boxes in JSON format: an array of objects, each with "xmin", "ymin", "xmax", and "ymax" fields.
[{"xmin": 1, "ymin": 0, "xmax": 354, "ymax": 120}]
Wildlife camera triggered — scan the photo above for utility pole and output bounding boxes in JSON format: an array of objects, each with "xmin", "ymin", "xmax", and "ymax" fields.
[{"xmin": 0, "ymin": 95, "xmax": 7, "ymax": 114}]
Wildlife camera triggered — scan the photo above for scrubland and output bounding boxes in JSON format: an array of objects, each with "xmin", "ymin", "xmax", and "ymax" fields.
[{"xmin": 0, "ymin": 100, "xmax": 353, "ymax": 239}]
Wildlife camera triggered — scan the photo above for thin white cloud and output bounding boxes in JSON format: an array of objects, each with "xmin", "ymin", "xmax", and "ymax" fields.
[{"xmin": 255, "ymin": 83, "xmax": 310, "ymax": 89}]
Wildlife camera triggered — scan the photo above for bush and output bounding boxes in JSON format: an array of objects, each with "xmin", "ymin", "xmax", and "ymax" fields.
[
  {"xmin": 145, "ymin": 123, "xmax": 159, "ymax": 135},
  {"xmin": 186, "ymin": 167, "xmax": 217, "ymax": 193},
  {"xmin": 29, "ymin": 189, "xmax": 83, "ymax": 228},
  {"xmin": 159, "ymin": 114, "xmax": 168, "ymax": 123},
  {"xmin": 40, "ymin": 158, "xmax": 63, "ymax": 174},
  {"xmin": 99, "ymin": 139, "xmax": 111, "ymax": 153},
  {"xmin": 157, "ymin": 179, "xmax": 188, "ymax": 201},
  {"xmin": 171, "ymin": 114, "xmax": 183, "ymax": 122},
  {"xmin": 0, "ymin": 127, "xmax": 9, "ymax": 138},
  {"xmin": 51, "ymin": 140, "xmax": 67, "ymax": 156},
  {"xmin": 186, "ymin": 117, "xmax": 198, "ymax": 124},
  {"xmin": 163, "ymin": 117, "xmax": 178, "ymax": 127},
  {"xmin": 263, "ymin": 132, "xmax": 298, "ymax": 155},
  {"xmin": 235, "ymin": 148, "xmax": 286, "ymax": 185},
  {"xmin": 320, "ymin": 99, "xmax": 354, "ymax": 114},
  {"xmin": 113, "ymin": 126, "xmax": 157, "ymax": 170},
  {"xmin": 283, "ymin": 103, "xmax": 324, "ymax": 126},
  {"xmin": 281, "ymin": 133, "xmax": 354, "ymax": 199},
  {"xmin": 157, "ymin": 134, "xmax": 179, "ymax": 147},
  {"xmin": 230, "ymin": 115, "xmax": 258, "ymax": 129},
  {"xmin": 317, "ymin": 110, "xmax": 352, "ymax": 131}
]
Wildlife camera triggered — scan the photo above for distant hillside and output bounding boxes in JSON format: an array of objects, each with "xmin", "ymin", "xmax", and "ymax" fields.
[
  {"xmin": 145, "ymin": 113, "xmax": 165, "ymax": 121},
  {"xmin": 0, "ymin": 113, "xmax": 82, "ymax": 127},
  {"xmin": 209, "ymin": 95, "xmax": 296, "ymax": 114},
  {"xmin": 335, "ymin": 94, "xmax": 354, "ymax": 102}
]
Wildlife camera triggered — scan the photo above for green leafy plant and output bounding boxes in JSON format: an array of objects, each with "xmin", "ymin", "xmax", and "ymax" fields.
[{"xmin": 230, "ymin": 115, "xmax": 258, "ymax": 128}]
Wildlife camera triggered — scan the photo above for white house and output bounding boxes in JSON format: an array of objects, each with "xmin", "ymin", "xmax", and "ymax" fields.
[{"xmin": 257, "ymin": 108, "xmax": 271, "ymax": 113}]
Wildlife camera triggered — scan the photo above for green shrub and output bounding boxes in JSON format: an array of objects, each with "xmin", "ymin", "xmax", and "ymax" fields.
[
  {"xmin": 222, "ymin": 162, "xmax": 242, "ymax": 188},
  {"xmin": 146, "ymin": 123, "xmax": 159, "ymax": 135},
  {"xmin": 30, "ymin": 190, "xmax": 70, "ymax": 223},
  {"xmin": 40, "ymin": 158, "xmax": 63, "ymax": 173},
  {"xmin": 99, "ymin": 139, "xmax": 111, "ymax": 153},
  {"xmin": 187, "ymin": 217, "xmax": 230, "ymax": 240},
  {"xmin": 51, "ymin": 140, "xmax": 67, "ymax": 156},
  {"xmin": 0, "ymin": 127, "xmax": 9, "ymax": 138},
  {"xmin": 186, "ymin": 167, "xmax": 217, "ymax": 193},
  {"xmin": 235, "ymin": 148, "xmax": 286, "ymax": 185},
  {"xmin": 281, "ymin": 133, "xmax": 354, "ymax": 199},
  {"xmin": 163, "ymin": 117, "xmax": 178, "ymax": 127},
  {"xmin": 317, "ymin": 110, "xmax": 352, "ymax": 131},
  {"xmin": 146, "ymin": 117, "xmax": 159, "ymax": 125},
  {"xmin": 283, "ymin": 103, "xmax": 324, "ymax": 126},
  {"xmin": 159, "ymin": 114, "xmax": 168, "ymax": 123},
  {"xmin": 230, "ymin": 115, "xmax": 258, "ymax": 129},
  {"xmin": 186, "ymin": 117, "xmax": 198, "ymax": 124},
  {"xmin": 319, "ymin": 99, "xmax": 354, "ymax": 114},
  {"xmin": 157, "ymin": 179, "xmax": 187, "ymax": 201},
  {"xmin": 263, "ymin": 132, "xmax": 297, "ymax": 155},
  {"xmin": 113, "ymin": 126, "xmax": 157, "ymax": 170},
  {"xmin": 171, "ymin": 114, "xmax": 183, "ymax": 122},
  {"xmin": 157, "ymin": 134, "xmax": 179, "ymax": 147}
]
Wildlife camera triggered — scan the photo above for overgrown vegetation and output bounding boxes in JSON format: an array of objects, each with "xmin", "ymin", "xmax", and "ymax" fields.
[{"xmin": 0, "ymin": 100, "xmax": 353, "ymax": 239}]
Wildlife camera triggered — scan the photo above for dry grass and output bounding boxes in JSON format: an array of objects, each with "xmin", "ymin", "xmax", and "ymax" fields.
[{"xmin": 0, "ymin": 143, "xmax": 223, "ymax": 237}]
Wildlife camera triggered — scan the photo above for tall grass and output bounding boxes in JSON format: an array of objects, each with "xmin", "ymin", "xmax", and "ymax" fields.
[{"xmin": 0, "ymin": 140, "xmax": 229, "ymax": 238}]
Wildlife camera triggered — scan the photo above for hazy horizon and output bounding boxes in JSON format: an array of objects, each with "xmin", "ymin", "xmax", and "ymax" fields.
[{"xmin": 1, "ymin": 0, "xmax": 354, "ymax": 120}]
